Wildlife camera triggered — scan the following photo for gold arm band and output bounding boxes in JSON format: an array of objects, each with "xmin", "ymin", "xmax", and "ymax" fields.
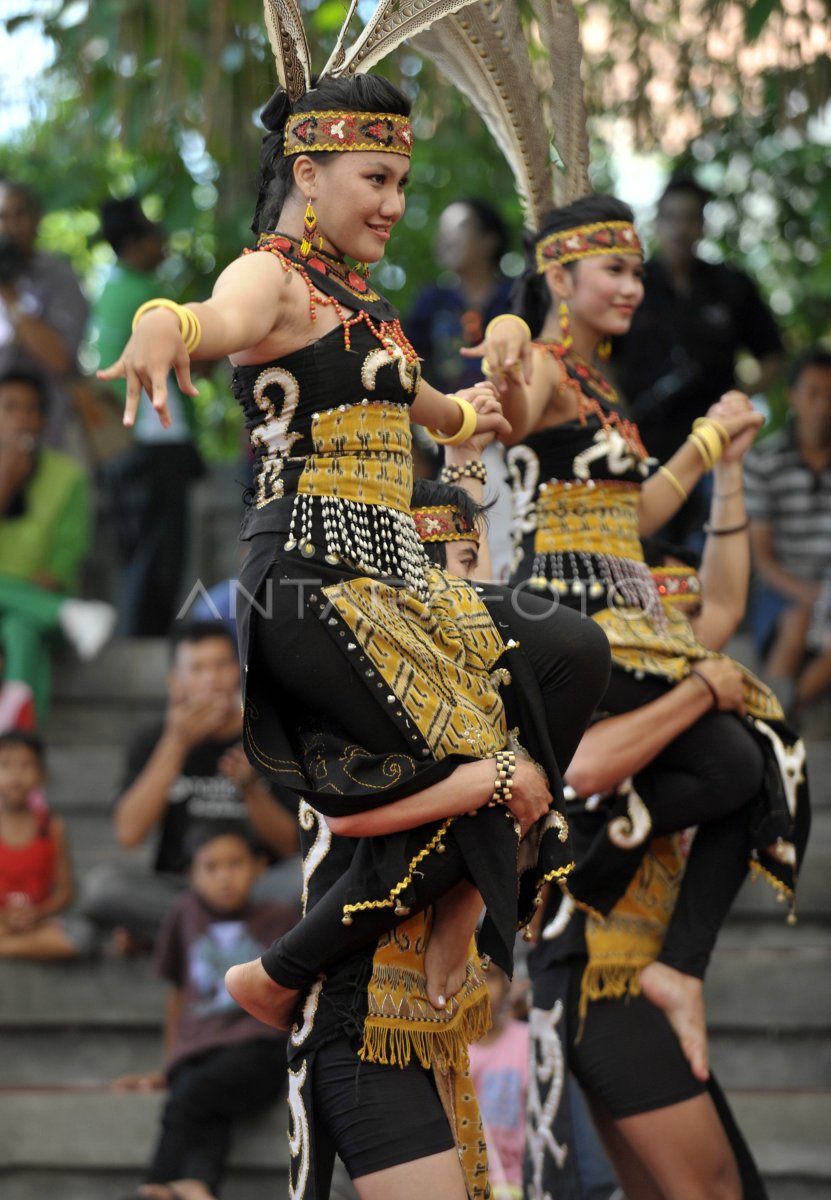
[
  {"xmin": 427, "ymin": 394, "xmax": 478, "ymax": 446},
  {"xmin": 658, "ymin": 465, "xmax": 689, "ymax": 502},
  {"xmin": 485, "ymin": 314, "xmax": 532, "ymax": 341},
  {"xmin": 132, "ymin": 299, "xmax": 202, "ymax": 354}
]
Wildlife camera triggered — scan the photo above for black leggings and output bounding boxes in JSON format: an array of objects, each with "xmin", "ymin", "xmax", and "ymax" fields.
[
  {"xmin": 602, "ymin": 670, "xmax": 766, "ymax": 978},
  {"xmin": 260, "ymin": 584, "xmax": 611, "ymax": 988}
]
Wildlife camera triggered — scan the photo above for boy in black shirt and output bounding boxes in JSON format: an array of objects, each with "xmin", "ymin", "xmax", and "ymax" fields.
[{"xmin": 83, "ymin": 622, "xmax": 300, "ymax": 944}]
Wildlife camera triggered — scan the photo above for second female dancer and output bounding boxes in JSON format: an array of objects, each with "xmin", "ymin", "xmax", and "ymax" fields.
[
  {"xmin": 477, "ymin": 192, "xmax": 807, "ymax": 1084},
  {"xmin": 100, "ymin": 73, "xmax": 609, "ymax": 1198}
]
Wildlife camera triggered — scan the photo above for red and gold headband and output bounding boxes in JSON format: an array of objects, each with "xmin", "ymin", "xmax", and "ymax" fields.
[
  {"xmin": 412, "ymin": 505, "xmax": 479, "ymax": 545},
  {"xmin": 536, "ymin": 220, "xmax": 643, "ymax": 272},
  {"xmin": 284, "ymin": 110, "xmax": 413, "ymax": 157}
]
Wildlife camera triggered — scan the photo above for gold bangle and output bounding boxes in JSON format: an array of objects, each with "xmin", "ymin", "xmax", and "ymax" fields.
[
  {"xmin": 658, "ymin": 465, "xmax": 689, "ymax": 502},
  {"xmin": 698, "ymin": 423, "xmax": 724, "ymax": 462},
  {"xmin": 485, "ymin": 314, "xmax": 532, "ymax": 341},
  {"xmin": 132, "ymin": 299, "xmax": 202, "ymax": 354},
  {"xmin": 687, "ymin": 431, "xmax": 719, "ymax": 470},
  {"xmin": 694, "ymin": 416, "xmax": 730, "ymax": 446},
  {"xmin": 427, "ymin": 394, "xmax": 478, "ymax": 446},
  {"xmin": 687, "ymin": 421, "xmax": 723, "ymax": 469}
]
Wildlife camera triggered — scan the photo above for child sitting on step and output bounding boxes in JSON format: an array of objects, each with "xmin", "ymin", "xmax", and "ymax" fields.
[
  {"xmin": 0, "ymin": 730, "xmax": 94, "ymax": 959},
  {"xmin": 116, "ymin": 823, "xmax": 297, "ymax": 1200}
]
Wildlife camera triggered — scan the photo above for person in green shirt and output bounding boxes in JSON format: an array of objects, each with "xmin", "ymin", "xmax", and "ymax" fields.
[
  {"xmin": 91, "ymin": 198, "xmax": 203, "ymax": 638},
  {"xmin": 0, "ymin": 367, "xmax": 115, "ymax": 717}
]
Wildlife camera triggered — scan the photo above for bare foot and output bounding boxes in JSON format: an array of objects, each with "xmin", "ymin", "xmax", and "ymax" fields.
[
  {"xmin": 225, "ymin": 958, "xmax": 300, "ymax": 1031},
  {"xmin": 640, "ymin": 961, "xmax": 709, "ymax": 1082},
  {"xmin": 424, "ymin": 881, "xmax": 484, "ymax": 1009}
]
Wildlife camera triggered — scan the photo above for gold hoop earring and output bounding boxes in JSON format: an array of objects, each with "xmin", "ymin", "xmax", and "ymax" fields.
[
  {"xmin": 558, "ymin": 300, "xmax": 573, "ymax": 351},
  {"xmin": 300, "ymin": 198, "xmax": 318, "ymax": 258}
]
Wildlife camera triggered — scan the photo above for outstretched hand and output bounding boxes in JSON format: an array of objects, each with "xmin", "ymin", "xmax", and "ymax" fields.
[
  {"xmin": 461, "ymin": 320, "xmax": 533, "ymax": 395},
  {"xmin": 97, "ymin": 309, "xmax": 199, "ymax": 429}
]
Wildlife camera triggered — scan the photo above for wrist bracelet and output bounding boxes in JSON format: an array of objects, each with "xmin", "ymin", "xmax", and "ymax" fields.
[
  {"xmin": 695, "ymin": 416, "xmax": 730, "ymax": 446},
  {"xmin": 713, "ymin": 485, "xmax": 744, "ymax": 499},
  {"xmin": 485, "ymin": 313, "xmax": 532, "ymax": 341},
  {"xmin": 427, "ymin": 394, "xmax": 478, "ymax": 446},
  {"xmin": 132, "ymin": 298, "xmax": 202, "ymax": 354},
  {"xmin": 703, "ymin": 519, "xmax": 749, "ymax": 536},
  {"xmin": 440, "ymin": 460, "xmax": 488, "ymax": 485},
  {"xmin": 489, "ymin": 749, "xmax": 516, "ymax": 807},
  {"xmin": 689, "ymin": 667, "xmax": 719, "ymax": 708},
  {"xmin": 658, "ymin": 465, "xmax": 689, "ymax": 502}
]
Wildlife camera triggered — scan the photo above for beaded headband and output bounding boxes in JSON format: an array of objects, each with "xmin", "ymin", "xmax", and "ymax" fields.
[
  {"xmin": 284, "ymin": 110, "xmax": 413, "ymax": 157},
  {"xmin": 535, "ymin": 220, "xmax": 643, "ymax": 272},
  {"xmin": 412, "ymin": 505, "xmax": 479, "ymax": 545}
]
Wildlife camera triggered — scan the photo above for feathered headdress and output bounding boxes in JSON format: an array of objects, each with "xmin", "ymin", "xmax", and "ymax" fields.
[
  {"xmin": 263, "ymin": 0, "xmax": 491, "ymax": 104},
  {"xmin": 412, "ymin": 0, "xmax": 591, "ymax": 227}
]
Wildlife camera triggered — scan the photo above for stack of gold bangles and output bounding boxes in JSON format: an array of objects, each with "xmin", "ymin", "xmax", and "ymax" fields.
[
  {"xmin": 687, "ymin": 416, "xmax": 730, "ymax": 470},
  {"xmin": 132, "ymin": 298, "xmax": 202, "ymax": 354}
]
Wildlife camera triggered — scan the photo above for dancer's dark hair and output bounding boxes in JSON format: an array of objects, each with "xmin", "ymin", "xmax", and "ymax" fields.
[
  {"xmin": 512, "ymin": 194, "xmax": 636, "ymax": 337},
  {"xmin": 252, "ymin": 75, "xmax": 412, "ymax": 235}
]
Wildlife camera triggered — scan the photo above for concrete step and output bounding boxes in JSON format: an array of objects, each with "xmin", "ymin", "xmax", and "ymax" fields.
[
  {"xmin": 0, "ymin": 1029, "xmax": 161, "ymax": 1087},
  {"xmin": 43, "ymin": 702, "xmax": 166, "ymax": 747},
  {"xmin": 0, "ymin": 1088, "xmax": 825, "ymax": 1193},
  {"xmin": 0, "ymin": 1090, "xmax": 287, "ymax": 1172},
  {"xmin": 709, "ymin": 1030, "xmax": 831, "ymax": 1092},
  {"xmin": 0, "ymin": 1090, "xmax": 360, "ymax": 1200},
  {"xmin": 706, "ymin": 944, "xmax": 831, "ymax": 1033},
  {"xmin": 728, "ymin": 1090, "xmax": 831, "ymax": 1183},
  {"xmin": 43, "ymin": 746, "xmax": 125, "ymax": 816},
  {"xmin": 50, "ymin": 640, "xmax": 169, "ymax": 704},
  {"xmin": 0, "ymin": 959, "xmax": 164, "ymax": 1028}
]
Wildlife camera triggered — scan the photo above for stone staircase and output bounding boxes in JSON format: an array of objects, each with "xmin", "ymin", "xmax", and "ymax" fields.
[{"xmin": 0, "ymin": 638, "xmax": 829, "ymax": 1198}]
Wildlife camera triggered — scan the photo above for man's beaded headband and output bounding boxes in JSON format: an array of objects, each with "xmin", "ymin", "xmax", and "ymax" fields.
[
  {"xmin": 412, "ymin": 505, "xmax": 479, "ymax": 545},
  {"xmin": 284, "ymin": 110, "xmax": 413, "ymax": 157},
  {"xmin": 535, "ymin": 220, "xmax": 643, "ymax": 272}
]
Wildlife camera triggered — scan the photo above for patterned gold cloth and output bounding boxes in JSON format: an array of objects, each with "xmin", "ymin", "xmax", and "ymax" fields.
[
  {"xmin": 360, "ymin": 912, "xmax": 492, "ymax": 1199},
  {"xmin": 581, "ymin": 834, "xmax": 686, "ymax": 1020},
  {"xmin": 323, "ymin": 567, "xmax": 508, "ymax": 760}
]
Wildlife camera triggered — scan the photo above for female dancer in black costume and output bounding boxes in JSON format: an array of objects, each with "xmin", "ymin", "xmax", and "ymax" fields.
[
  {"xmin": 476, "ymin": 194, "xmax": 806, "ymax": 1088},
  {"xmin": 101, "ymin": 76, "xmax": 609, "ymax": 1199}
]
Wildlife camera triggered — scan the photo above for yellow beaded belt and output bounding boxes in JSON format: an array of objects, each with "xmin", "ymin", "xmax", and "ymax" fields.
[
  {"xmin": 297, "ymin": 400, "xmax": 413, "ymax": 514},
  {"xmin": 534, "ymin": 478, "xmax": 643, "ymax": 560}
]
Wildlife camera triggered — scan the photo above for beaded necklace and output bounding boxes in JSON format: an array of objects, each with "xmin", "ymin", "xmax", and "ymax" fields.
[
  {"xmin": 249, "ymin": 232, "xmax": 418, "ymax": 363},
  {"xmin": 536, "ymin": 341, "xmax": 650, "ymax": 461}
]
